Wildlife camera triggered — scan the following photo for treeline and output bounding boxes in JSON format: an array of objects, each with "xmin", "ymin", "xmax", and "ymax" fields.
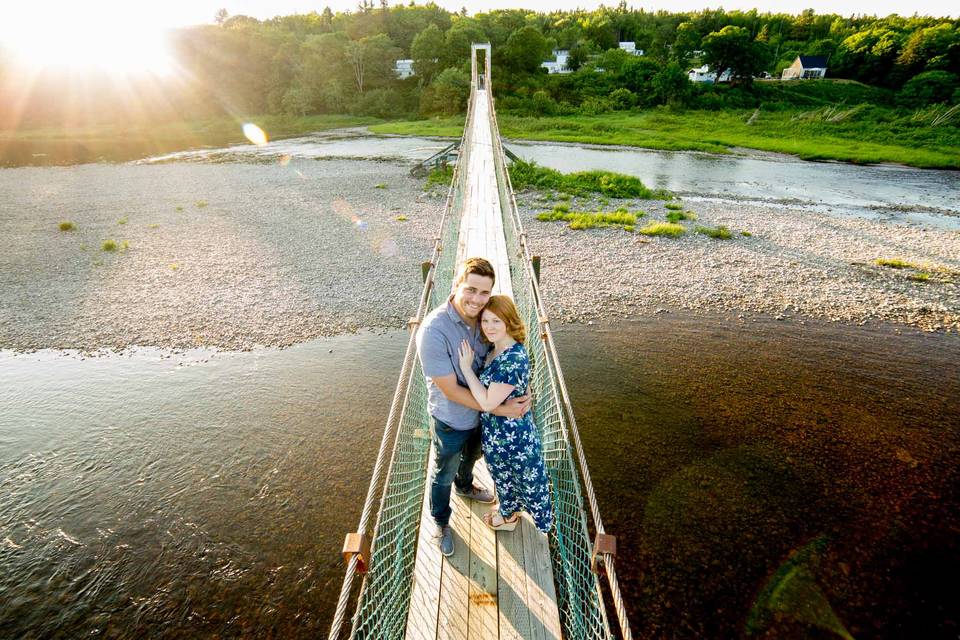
[{"xmin": 2, "ymin": 3, "xmax": 959, "ymax": 129}]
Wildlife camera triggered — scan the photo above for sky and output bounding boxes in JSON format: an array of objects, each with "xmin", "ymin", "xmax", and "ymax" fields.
[{"xmin": 3, "ymin": 0, "xmax": 957, "ymax": 32}]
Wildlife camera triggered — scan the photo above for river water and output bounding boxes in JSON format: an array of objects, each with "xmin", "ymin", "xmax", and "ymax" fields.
[
  {"xmin": 148, "ymin": 129, "xmax": 960, "ymax": 230},
  {"xmin": 2, "ymin": 134, "xmax": 959, "ymax": 638},
  {"xmin": 2, "ymin": 314, "xmax": 958, "ymax": 639}
]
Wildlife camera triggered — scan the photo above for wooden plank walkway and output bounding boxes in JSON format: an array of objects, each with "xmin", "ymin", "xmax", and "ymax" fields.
[{"xmin": 404, "ymin": 87, "xmax": 562, "ymax": 640}]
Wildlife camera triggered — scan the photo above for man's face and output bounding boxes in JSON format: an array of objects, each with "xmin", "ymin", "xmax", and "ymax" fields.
[{"xmin": 453, "ymin": 273, "xmax": 494, "ymax": 320}]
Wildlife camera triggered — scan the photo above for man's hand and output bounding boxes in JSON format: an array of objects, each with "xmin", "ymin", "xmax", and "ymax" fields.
[{"xmin": 491, "ymin": 394, "xmax": 531, "ymax": 419}]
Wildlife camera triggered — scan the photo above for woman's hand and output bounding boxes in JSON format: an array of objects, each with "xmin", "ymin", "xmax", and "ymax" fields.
[{"xmin": 458, "ymin": 339, "xmax": 475, "ymax": 373}]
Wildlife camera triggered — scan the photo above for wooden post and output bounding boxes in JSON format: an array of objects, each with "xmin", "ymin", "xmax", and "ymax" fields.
[{"xmin": 532, "ymin": 255, "xmax": 541, "ymax": 283}]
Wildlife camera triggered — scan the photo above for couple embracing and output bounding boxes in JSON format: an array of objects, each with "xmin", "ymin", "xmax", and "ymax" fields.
[{"xmin": 416, "ymin": 257, "xmax": 553, "ymax": 557}]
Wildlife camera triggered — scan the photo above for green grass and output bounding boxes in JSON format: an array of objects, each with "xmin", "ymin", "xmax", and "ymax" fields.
[
  {"xmin": 58, "ymin": 221, "xmax": 75, "ymax": 231},
  {"xmin": 102, "ymin": 239, "xmax": 117, "ymax": 252},
  {"xmin": 665, "ymin": 202, "xmax": 684, "ymax": 211},
  {"xmin": 552, "ymin": 203, "xmax": 570, "ymax": 213},
  {"xmin": 509, "ymin": 160, "xmax": 669, "ymax": 199},
  {"xmin": 425, "ymin": 165, "xmax": 453, "ymax": 189},
  {"xmin": 536, "ymin": 208, "xmax": 638, "ymax": 230},
  {"xmin": 195, "ymin": 200, "xmax": 208, "ymax": 209},
  {"xmin": 696, "ymin": 224, "xmax": 733, "ymax": 239},
  {"xmin": 373, "ymin": 107, "xmax": 960, "ymax": 170},
  {"xmin": 667, "ymin": 210, "xmax": 698, "ymax": 223},
  {"xmin": 741, "ymin": 230, "xmax": 753, "ymax": 237},
  {"xmin": 375, "ymin": 183, "xmax": 388, "ymax": 189},
  {"xmin": 638, "ymin": 221, "xmax": 686, "ymax": 237},
  {"xmin": 875, "ymin": 258, "xmax": 917, "ymax": 269},
  {"xmin": 175, "ymin": 205, "xmax": 184, "ymax": 212},
  {"xmin": 117, "ymin": 216, "xmax": 128, "ymax": 225},
  {"xmin": 396, "ymin": 215, "xmax": 408, "ymax": 221},
  {"xmin": 909, "ymin": 272, "xmax": 930, "ymax": 282},
  {"xmin": 148, "ymin": 223, "xmax": 160, "ymax": 229}
]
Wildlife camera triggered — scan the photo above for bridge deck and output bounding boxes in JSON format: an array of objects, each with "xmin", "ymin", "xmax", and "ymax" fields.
[{"xmin": 404, "ymin": 88, "xmax": 562, "ymax": 640}]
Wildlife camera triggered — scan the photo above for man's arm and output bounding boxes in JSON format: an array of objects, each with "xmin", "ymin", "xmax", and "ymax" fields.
[{"xmin": 431, "ymin": 374, "xmax": 531, "ymax": 418}]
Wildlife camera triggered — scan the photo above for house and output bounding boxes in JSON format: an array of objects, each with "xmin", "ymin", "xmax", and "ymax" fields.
[
  {"xmin": 781, "ymin": 55, "xmax": 827, "ymax": 80},
  {"xmin": 394, "ymin": 59, "xmax": 415, "ymax": 79},
  {"xmin": 688, "ymin": 64, "xmax": 731, "ymax": 83},
  {"xmin": 618, "ymin": 41, "xmax": 644, "ymax": 56},
  {"xmin": 541, "ymin": 49, "xmax": 572, "ymax": 74}
]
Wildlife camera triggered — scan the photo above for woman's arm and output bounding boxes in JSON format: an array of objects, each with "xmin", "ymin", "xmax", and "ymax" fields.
[{"xmin": 458, "ymin": 340, "xmax": 516, "ymax": 412}]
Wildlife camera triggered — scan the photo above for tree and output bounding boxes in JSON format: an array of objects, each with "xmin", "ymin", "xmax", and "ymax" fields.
[
  {"xmin": 214, "ymin": 8, "xmax": 229, "ymax": 26},
  {"xmin": 897, "ymin": 23, "xmax": 960, "ymax": 78},
  {"xmin": 896, "ymin": 70, "xmax": 959, "ymax": 106},
  {"xmin": 701, "ymin": 25, "xmax": 769, "ymax": 84},
  {"xmin": 673, "ymin": 21, "xmax": 701, "ymax": 66},
  {"xmin": 411, "ymin": 24, "xmax": 444, "ymax": 83},
  {"xmin": 832, "ymin": 26, "xmax": 906, "ymax": 86},
  {"xmin": 567, "ymin": 39, "xmax": 594, "ymax": 71},
  {"xmin": 501, "ymin": 26, "xmax": 550, "ymax": 74},
  {"xmin": 651, "ymin": 62, "xmax": 691, "ymax": 106},
  {"xmin": 421, "ymin": 67, "xmax": 470, "ymax": 115},
  {"xmin": 346, "ymin": 34, "xmax": 400, "ymax": 94}
]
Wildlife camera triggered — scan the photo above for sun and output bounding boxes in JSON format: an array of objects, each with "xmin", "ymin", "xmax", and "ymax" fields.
[{"xmin": 1, "ymin": 6, "xmax": 176, "ymax": 77}]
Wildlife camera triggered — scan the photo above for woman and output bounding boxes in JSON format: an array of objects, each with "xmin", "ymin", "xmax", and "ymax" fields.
[{"xmin": 457, "ymin": 295, "xmax": 553, "ymax": 533}]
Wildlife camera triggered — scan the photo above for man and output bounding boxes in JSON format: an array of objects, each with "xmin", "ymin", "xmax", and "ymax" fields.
[{"xmin": 416, "ymin": 257, "xmax": 531, "ymax": 556}]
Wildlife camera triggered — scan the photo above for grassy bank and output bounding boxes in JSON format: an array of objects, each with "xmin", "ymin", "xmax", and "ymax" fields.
[
  {"xmin": 371, "ymin": 107, "xmax": 960, "ymax": 170},
  {"xmin": 0, "ymin": 114, "xmax": 382, "ymax": 166}
]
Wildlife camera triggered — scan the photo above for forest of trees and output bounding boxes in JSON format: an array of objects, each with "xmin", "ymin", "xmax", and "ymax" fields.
[{"xmin": 2, "ymin": 2, "xmax": 959, "ymax": 129}]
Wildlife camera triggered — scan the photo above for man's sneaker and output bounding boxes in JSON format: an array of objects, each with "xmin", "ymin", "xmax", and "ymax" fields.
[
  {"xmin": 434, "ymin": 525, "xmax": 454, "ymax": 557},
  {"xmin": 455, "ymin": 484, "xmax": 495, "ymax": 503}
]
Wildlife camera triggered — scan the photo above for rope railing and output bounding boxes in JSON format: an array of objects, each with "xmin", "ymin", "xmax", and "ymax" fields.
[{"xmin": 486, "ymin": 84, "xmax": 635, "ymax": 640}]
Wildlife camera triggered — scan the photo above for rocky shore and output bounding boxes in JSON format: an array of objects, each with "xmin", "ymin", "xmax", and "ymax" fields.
[
  {"xmin": 519, "ymin": 192, "xmax": 960, "ymax": 333},
  {"xmin": 2, "ymin": 157, "xmax": 958, "ymax": 354}
]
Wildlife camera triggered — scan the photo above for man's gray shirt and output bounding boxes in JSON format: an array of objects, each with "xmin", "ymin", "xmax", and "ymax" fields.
[{"xmin": 416, "ymin": 298, "xmax": 491, "ymax": 431}]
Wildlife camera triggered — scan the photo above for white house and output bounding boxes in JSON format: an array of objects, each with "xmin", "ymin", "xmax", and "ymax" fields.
[
  {"xmin": 781, "ymin": 55, "xmax": 828, "ymax": 80},
  {"xmin": 541, "ymin": 49, "xmax": 572, "ymax": 74},
  {"xmin": 394, "ymin": 59, "xmax": 415, "ymax": 79},
  {"xmin": 618, "ymin": 41, "xmax": 644, "ymax": 56},
  {"xmin": 688, "ymin": 64, "xmax": 733, "ymax": 83}
]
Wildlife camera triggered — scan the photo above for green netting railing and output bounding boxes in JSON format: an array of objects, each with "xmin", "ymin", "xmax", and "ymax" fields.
[{"xmin": 329, "ymin": 45, "xmax": 632, "ymax": 640}]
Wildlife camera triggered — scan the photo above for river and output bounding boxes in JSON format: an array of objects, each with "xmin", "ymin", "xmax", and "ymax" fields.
[{"xmin": 2, "ymin": 133, "xmax": 958, "ymax": 638}]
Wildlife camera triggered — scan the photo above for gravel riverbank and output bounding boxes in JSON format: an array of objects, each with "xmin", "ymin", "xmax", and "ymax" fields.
[
  {"xmin": 2, "ymin": 157, "xmax": 958, "ymax": 353},
  {"xmin": 520, "ymin": 192, "xmax": 960, "ymax": 333}
]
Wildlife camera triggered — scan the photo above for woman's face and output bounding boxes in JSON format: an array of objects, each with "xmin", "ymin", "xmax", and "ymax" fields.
[{"xmin": 480, "ymin": 308, "xmax": 508, "ymax": 343}]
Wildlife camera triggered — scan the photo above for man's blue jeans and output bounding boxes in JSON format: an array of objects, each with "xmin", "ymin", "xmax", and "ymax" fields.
[{"xmin": 429, "ymin": 417, "xmax": 482, "ymax": 527}]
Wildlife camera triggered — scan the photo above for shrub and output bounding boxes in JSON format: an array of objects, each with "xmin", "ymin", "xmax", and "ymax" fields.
[
  {"xmin": 696, "ymin": 224, "xmax": 733, "ymax": 239},
  {"xmin": 667, "ymin": 211, "xmax": 697, "ymax": 222},
  {"xmin": 665, "ymin": 202, "xmax": 684, "ymax": 210},
  {"xmin": 59, "ymin": 221, "xmax": 75, "ymax": 231},
  {"xmin": 102, "ymin": 239, "xmax": 117, "ymax": 251},
  {"xmin": 875, "ymin": 257, "xmax": 918, "ymax": 269},
  {"xmin": 897, "ymin": 71, "xmax": 959, "ymax": 107},
  {"xmin": 639, "ymin": 222, "xmax": 686, "ymax": 237},
  {"xmin": 609, "ymin": 88, "xmax": 637, "ymax": 110},
  {"xmin": 195, "ymin": 200, "xmax": 208, "ymax": 208},
  {"xmin": 117, "ymin": 216, "xmax": 128, "ymax": 225}
]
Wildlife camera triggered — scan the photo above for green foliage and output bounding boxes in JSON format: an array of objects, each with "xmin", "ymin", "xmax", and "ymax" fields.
[
  {"xmin": 421, "ymin": 67, "xmax": 470, "ymax": 116},
  {"xmin": 102, "ymin": 239, "xmax": 117, "ymax": 252},
  {"xmin": 411, "ymin": 23, "xmax": 445, "ymax": 83},
  {"xmin": 875, "ymin": 257, "xmax": 917, "ymax": 269},
  {"xmin": 501, "ymin": 26, "xmax": 550, "ymax": 74},
  {"xmin": 396, "ymin": 215, "xmax": 408, "ymax": 221},
  {"xmin": 375, "ymin": 183, "xmax": 387, "ymax": 189},
  {"xmin": 426, "ymin": 164, "xmax": 454, "ymax": 188},
  {"xmin": 897, "ymin": 71, "xmax": 959, "ymax": 106},
  {"xmin": 702, "ymin": 25, "xmax": 769, "ymax": 84},
  {"xmin": 664, "ymin": 202, "xmax": 684, "ymax": 210},
  {"xmin": 59, "ymin": 221, "xmax": 75, "ymax": 231},
  {"xmin": 667, "ymin": 210, "xmax": 698, "ymax": 222},
  {"xmin": 196, "ymin": 200, "xmax": 208, "ymax": 208},
  {"xmin": 638, "ymin": 221, "xmax": 686, "ymax": 237},
  {"xmin": 536, "ymin": 208, "xmax": 638, "ymax": 230},
  {"xmin": 508, "ymin": 160, "xmax": 664, "ymax": 198},
  {"xmin": 695, "ymin": 224, "xmax": 733, "ymax": 239},
  {"xmin": 117, "ymin": 216, "xmax": 128, "ymax": 225}
]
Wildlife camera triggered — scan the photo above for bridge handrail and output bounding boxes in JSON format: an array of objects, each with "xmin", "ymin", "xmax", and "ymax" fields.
[{"xmin": 485, "ymin": 87, "xmax": 635, "ymax": 640}]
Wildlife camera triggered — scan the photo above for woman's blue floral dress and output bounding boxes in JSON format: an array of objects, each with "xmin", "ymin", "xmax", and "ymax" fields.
[{"xmin": 479, "ymin": 342, "xmax": 553, "ymax": 533}]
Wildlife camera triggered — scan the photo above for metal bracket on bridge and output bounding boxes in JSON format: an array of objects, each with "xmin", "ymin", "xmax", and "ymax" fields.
[
  {"xmin": 537, "ymin": 315, "xmax": 550, "ymax": 340},
  {"xmin": 407, "ymin": 317, "xmax": 421, "ymax": 333},
  {"xmin": 591, "ymin": 533, "xmax": 617, "ymax": 574},
  {"xmin": 342, "ymin": 532, "xmax": 372, "ymax": 574}
]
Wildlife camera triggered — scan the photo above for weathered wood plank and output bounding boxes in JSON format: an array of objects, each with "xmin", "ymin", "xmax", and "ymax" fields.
[
  {"xmin": 496, "ymin": 517, "xmax": 531, "ymax": 640},
  {"xmin": 405, "ymin": 445, "xmax": 442, "ymax": 640},
  {"xmin": 521, "ymin": 518, "xmax": 562, "ymax": 640},
  {"xmin": 467, "ymin": 462, "xmax": 499, "ymax": 640},
  {"xmin": 437, "ymin": 480, "xmax": 472, "ymax": 640}
]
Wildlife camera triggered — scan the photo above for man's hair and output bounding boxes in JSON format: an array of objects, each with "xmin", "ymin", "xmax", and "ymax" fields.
[
  {"xmin": 483, "ymin": 295, "xmax": 526, "ymax": 344},
  {"xmin": 455, "ymin": 257, "xmax": 495, "ymax": 287}
]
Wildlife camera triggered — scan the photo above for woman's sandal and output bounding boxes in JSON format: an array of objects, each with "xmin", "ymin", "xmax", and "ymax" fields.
[{"xmin": 483, "ymin": 511, "xmax": 520, "ymax": 531}]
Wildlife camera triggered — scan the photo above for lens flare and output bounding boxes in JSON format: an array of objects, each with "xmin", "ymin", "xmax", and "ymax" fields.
[{"xmin": 242, "ymin": 123, "xmax": 269, "ymax": 146}]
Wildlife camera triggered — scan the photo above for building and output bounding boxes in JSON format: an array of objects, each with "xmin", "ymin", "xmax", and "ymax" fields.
[
  {"xmin": 688, "ymin": 64, "xmax": 731, "ymax": 83},
  {"xmin": 394, "ymin": 59, "xmax": 415, "ymax": 79},
  {"xmin": 541, "ymin": 49, "xmax": 572, "ymax": 74},
  {"xmin": 618, "ymin": 41, "xmax": 644, "ymax": 56},
  {"xmin": 781, "ymin": 56, "xmax": 828, "ymax": 80}
]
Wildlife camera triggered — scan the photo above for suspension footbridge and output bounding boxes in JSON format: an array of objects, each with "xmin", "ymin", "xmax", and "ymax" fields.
[{"xmin": 328, "ymin": 44, "xmax": 632, "ymax": 640}]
